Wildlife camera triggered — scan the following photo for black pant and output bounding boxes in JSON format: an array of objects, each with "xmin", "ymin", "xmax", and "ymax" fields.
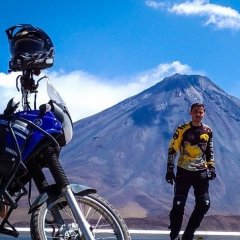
[{"xmin": 169, "ymin": 167, "xmax": 210, "ymax": 240}]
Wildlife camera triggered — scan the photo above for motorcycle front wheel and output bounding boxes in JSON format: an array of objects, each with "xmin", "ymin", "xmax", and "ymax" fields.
[{"xmin": 30, "ymin": 193, "xmax": 131, "ymax": 240}]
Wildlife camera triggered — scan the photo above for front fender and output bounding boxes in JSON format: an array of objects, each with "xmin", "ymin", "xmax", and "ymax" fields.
[{"xmin": 28, "ymin": 183, "xmax": 97, "ymax": 214}]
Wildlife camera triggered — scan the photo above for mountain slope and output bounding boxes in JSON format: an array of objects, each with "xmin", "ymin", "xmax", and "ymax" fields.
[{"xmin": 61, "ymin": 73, "xmax": 240, "ymax": 220}]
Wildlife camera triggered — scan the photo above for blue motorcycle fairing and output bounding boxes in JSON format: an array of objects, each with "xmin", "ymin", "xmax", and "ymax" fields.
[
  {"xmin": 28, "ymin": 183, "xmax": 97, "ymax": 214},
  {"xmin": 13, "ymin": 110, "xmax": 63, "ymax": 162}
]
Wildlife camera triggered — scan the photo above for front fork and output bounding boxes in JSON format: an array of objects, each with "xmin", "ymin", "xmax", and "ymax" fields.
[
  {"xmin": 62, "ymin": 185, "xmax": 95, "ymax": 240},
  {"xmin": 35, "ymin": 146, "xmax": 95, "ymax": 240}
]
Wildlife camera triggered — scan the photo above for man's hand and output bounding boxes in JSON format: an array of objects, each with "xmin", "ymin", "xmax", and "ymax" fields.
[
  {"xmin": 165, "ymin": 163, "xmax": 175, "ymax": 185},
  {"xmin": 208, "ymin": 166, "xmax": 216, "ymax": 180}
]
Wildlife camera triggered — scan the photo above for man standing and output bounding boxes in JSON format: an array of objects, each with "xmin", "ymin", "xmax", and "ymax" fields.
[{"xmin": 166, "ymin": 103, "xmax": 216, "ymax": 240}]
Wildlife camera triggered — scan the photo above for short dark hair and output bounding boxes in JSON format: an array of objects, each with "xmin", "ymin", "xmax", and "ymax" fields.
[{"xmin": 190, "ymin": 103, "xmax": 205, "ymax": 112}]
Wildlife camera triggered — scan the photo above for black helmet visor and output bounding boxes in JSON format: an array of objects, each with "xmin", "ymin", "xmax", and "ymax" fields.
[{"xmin": 12, "ymin": 38, "xmax": 44, "ymax": 55}]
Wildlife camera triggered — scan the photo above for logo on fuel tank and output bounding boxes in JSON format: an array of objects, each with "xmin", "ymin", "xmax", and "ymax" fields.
[{"xmin": 33, "ymin": 118, "xmax": 43, "ymax": 127}]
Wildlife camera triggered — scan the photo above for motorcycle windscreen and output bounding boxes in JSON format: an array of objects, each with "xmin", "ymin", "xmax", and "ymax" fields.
[{"xmin": 47, "ymin": 80, "xmax": 73, "ymax": 145}]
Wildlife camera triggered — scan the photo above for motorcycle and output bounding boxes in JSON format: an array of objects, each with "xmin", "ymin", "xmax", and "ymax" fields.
[{"xmin": 0, "ymin": 69, "xmax": 131, "ymax": 240}]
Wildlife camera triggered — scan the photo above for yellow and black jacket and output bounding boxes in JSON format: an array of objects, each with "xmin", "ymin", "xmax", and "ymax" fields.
[{"xmin": 167, "ymin": 121, "xmax": 214, "ymax": 171}]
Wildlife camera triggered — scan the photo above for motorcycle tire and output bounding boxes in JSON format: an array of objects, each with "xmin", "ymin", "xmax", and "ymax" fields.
[{"xmin": 30, "ymin": 193, "xmax": 131, "ymax": 240}]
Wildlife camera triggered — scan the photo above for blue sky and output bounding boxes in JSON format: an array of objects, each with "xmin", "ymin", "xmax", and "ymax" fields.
[{"xmin": 0, "ymin": 0, "xmax": 240, "ymax": 121}]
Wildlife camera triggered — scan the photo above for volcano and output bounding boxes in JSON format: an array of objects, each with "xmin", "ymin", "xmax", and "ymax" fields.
[{"xmin": 61, "ymin": 73, "xmax": 240, "ymax": 230}]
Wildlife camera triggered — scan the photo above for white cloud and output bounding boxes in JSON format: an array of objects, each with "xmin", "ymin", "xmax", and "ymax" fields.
[
  {"xmin": 146, "ymin": 0, "xmax": 240, "ymax": 30},
  {"xmin": 145, "ymin": 0, "xmax": 166, "ymax": 9},
  {"xmin": 0, "ymin": 61, "xmax": 201, "ymax": 122},
  {"xmin": 136, "ymin": 61, "xmax": 203, "ymax": 86},
  {"xmin": 0, "ymin": 72, "xmax": 23, "ymax": 104}
]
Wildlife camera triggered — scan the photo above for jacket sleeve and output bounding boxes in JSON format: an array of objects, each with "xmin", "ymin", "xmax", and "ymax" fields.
[
  {"xmin": 167, "ymin": 126, "xmax": 182, "ymax": 165},
  {"xmin": 206, "ymin": 130, "xmax": 215, "ymax": 168}
]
